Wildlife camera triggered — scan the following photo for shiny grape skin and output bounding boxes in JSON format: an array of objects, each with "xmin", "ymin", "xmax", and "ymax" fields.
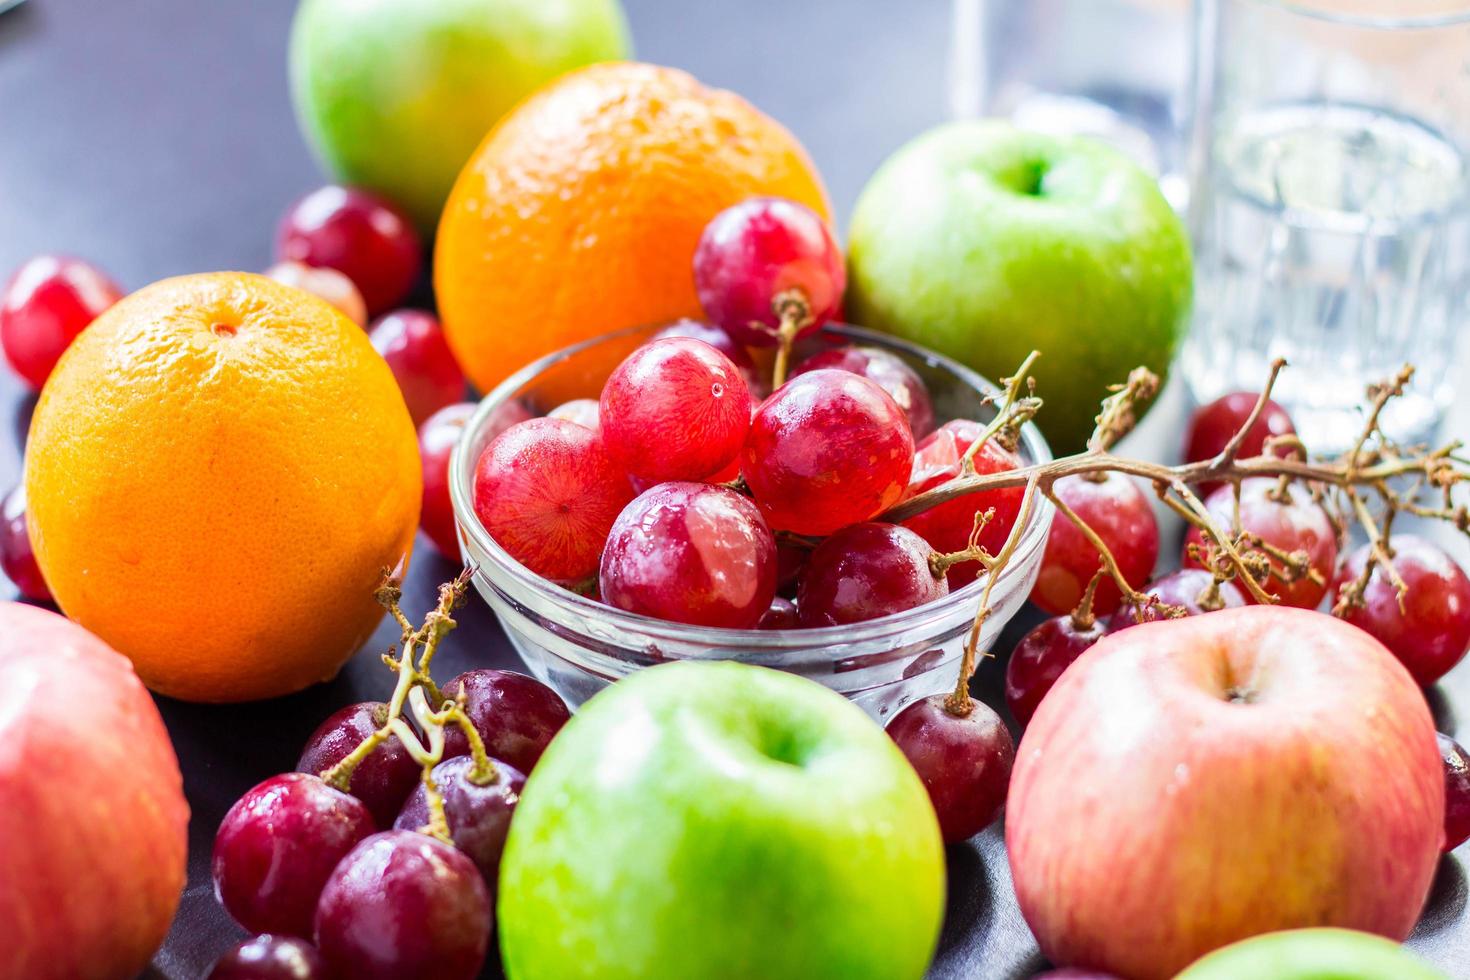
[
  {"xmin": 742, "ymin": 369, "xmax": 914, "ymax": 536},
  {"xmin": 369, "ymin": 309, "xmax": 465, "ymax": 427},
  {"xmin": 297, "ymin": 701, "xmax": 423, "ymax": 829},
  {"xmin": 439, "ymin": 669, "xmax": 571, "ymax": 775},
  {"xmin": 1439, "ymin": 733, "xmax": 1470, "ymax": 853},
  {"xmin": 206, "ymin": 935, "xmax": 330, "ymax": 980},
  {"xmin": 599, "ymin": 482, "xmax": 778, "ymax": 629},
  {"xmin": 471, "ymin": 418, "xmax": 634, "ymax": 582},
  {"xmin": 599, "ymin": 338, "xmax": 752, "ymax": 482},
  {"xmin": 0, "ymin": 254, "xmax": 122, "ymax": 389},
  {"xmin": 1031, "ymin": 472, "xmax": 1159, "ymax": 617},
  {"xmin": 275, "ymin": 185, "xmax": 421, "ymax": 315},
  {"xmin": 394, "ymin": 754, "xmax": 525, "ymax": 890},
  {"xmin": 791, "ymin": 344, "xmax": 935, "ymax": 439},
  {"xmin": 418, "ymin": 400, "xmax": 534, "ymax": 561},
  {"xmin": 651, "ymin": 317, "xmax": 764, "ymax": 396},
  {"xmin": 1005, "ymin": 615, "xmax": 1108, "ymax": 727},
  {"xmin": 887, "ymin": 694, "xmax": 1015, "ymax": 843},
  {"xmin": 313, "ymin": 831, "xmax": 491, "ymax": 980},
  {"xmin": 692, "ymin": 196, "xmax": 844, "ymax": 347},
  {"xmin": 1333, "ymin": 535, "xmax": 1470, "ymax": 686},
  {"xmin": 797, "ymin": 522, "xmax": 946, "ymax": 627},
  {"xmin": 1, "ymin": 483, "xmax": 50, "ymax": 601},
  {"xmin": 212, "ymin": 773, "xmax": 375, "ymax": 938}
]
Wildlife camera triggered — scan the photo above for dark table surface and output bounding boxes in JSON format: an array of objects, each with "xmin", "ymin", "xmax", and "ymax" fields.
[{"xmin": 2, "ymin": 2, "xmax": 1466, "ymax": 978}]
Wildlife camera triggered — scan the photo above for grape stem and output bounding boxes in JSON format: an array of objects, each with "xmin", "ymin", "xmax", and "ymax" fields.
[
  {"xmin": 767, "ymin": 289, "xmax": 813, "ymax": 389},
  {"xmin": 891, "ymin": 352, "xmax": 1470, "ymax": 711},
  {"xmin": 318, "ymin": 567, "xmax": 485, "ymax": 842}
]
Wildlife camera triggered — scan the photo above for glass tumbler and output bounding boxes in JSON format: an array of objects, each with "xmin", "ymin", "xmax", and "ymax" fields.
[
  {"xmin": 1180, "ymin": 0, "xmax": 1470, "ymax": 452},
  {"xmin": 950, "ymin": 0, "xmax": 1191, "ymax": 203}
]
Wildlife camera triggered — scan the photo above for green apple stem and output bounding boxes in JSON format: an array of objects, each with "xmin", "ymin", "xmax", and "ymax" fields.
[{"xmin": 768, "ymin": 289, "xmax": 814, "ymax": 390}]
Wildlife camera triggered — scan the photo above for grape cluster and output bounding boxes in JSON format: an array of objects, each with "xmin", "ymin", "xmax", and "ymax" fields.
[{"xmin": 209, "ymin": 635, "xmax": 569, "ymax": 979}]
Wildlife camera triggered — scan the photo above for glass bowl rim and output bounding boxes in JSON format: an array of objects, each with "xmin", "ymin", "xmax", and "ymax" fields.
[{"xmin": 447, "ymin": 322, "xmax": 1054, "ymax": 650}]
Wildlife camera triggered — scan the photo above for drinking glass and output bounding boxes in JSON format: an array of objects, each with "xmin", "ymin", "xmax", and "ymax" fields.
[
  {"xmin": 950, "ymin": 0, "xmax": 1191, "ymax": 203},
  {"xmin": 1180, "ymin": 0, "xmax": 1470, "ymax": 452}
]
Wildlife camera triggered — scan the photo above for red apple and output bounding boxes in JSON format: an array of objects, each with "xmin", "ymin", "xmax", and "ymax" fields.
[
  {"xmin": 0, "ymin": 602, "xmax": 189, "ymax": 980},
  {"xmin": 1007, "ymin": 605, "xmax": 1442, "ymax": 980}
]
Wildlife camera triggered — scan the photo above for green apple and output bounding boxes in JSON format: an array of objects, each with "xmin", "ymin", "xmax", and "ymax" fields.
[
  {"xmin": 846, "ymin": 121, "xmax": 1192, "ymax": 455},
  {"xmin": 1175, "ymin": 928, "xmax": 1446, "ymax": 979},
  {"xmin": 289, "ymin": 0, "xmax": 631, "ymax": 230},
  {"xmin": 498, "ymin": 661, "xmax": 945, "ymax": 980}
]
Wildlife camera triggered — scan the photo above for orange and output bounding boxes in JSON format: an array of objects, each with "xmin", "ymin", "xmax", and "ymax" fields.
[
  {"xmin": 24, "ymin": 273, "xmax": 421, "ymax": 703},
  {"xmin": 435, "ymin": 61, "xmax": 831, "ymax": 397}
]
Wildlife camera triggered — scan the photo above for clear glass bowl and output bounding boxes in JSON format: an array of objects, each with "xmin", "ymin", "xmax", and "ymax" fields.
[{"xmin": 448, "ymin": 324, "xmax": 1054, "ymax": 722}]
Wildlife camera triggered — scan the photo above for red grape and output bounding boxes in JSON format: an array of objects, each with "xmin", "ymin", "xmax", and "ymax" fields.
[
  {"xmin": 206, "ymin": 935, "xmax": 329, "ymax": 980},
  {"xmin": 1005, "ymin": 614, "xmax": 1108, "ymax": 726},
  {"xmin": 1107, "ymin": 568, "xmax": 1248, "ymax": 633},
  {"xmin": 651, "ymin": 317, "xmax": 763, "ymax": 395},
  {"xmin": 1, "ymin": 484, "xmax": 50, "ymax": 602},
  {"xmin": 901, "ymin": 419, "xmax": 1024, "ymax": 587},
  {"xmin": 797, "ymin": 523, "xmax": 946, "ymax": 626},
  {"xmin": 1031, "ymin": 473, "xmax": 1159, "ymax": 616},
  {"xmin": 1333, "ymin": 536, "xmax": 1470, "ymax": 686},
  {"xmin": 276, "ymin": 185, "xmax": 421, "ymax": 315},
  {"xmin": 1440, "ymin": 733, "xmax": 1470, "ymax": 853},
  {"xmin": 0, "ymin": 254, "xmax": 122, "ymax": 389},
  {"xmin": 600, "ymin": 482, "xmax": 777, "ymax": 629},
  {"xmin": 418, "ymin": 400, "xmax": 532, "ymax": 561},
  {"xmin": 1184, "ymin": 392, "xmax": 1297, "ymax": 494},
  {"xmin": 757, "ymin": 596, "xmax": 800, "ymax": 629},
  {"xmin": 693, "ymin": 197, "xmax": 844, "ymax": 348},
  {"xmin": 212, "ymin": 773, "xmax": 375, "ymax": 937},
  {"xmin": 792, "ymin": 345, "xmax": 935, "ymax": 439},
  {"xmin": 369, "ymin": 309, "xmax": 464, "ymax": 427},
  {"xmin": 887, "ymin": 694, "xmax": 1015, "ymax": 843},
  {"xmin": 394, "ymin": 754, "xmax": 524, "ymax": 889},
  {"xmin": 264, "ymin": 261, "xmax": 367, "ymax": 325},
  {"xmin": 743, "ymin": 369, "xmax": 914, "ymax": 535},
  {"xmin": 472, "ymin": 418, "xmax": 633, "ymax": 582},
  {"xmin": 1183, "ymin": 477, "xmax": 1338, "ymax": 609},
  {"xmin": 775, "ymin": 541, "xmax": 809, "ymax": 597},
  {"xmin": 314, "ymin": 830, "xmax": 490, "ymax": 980},
  {"xmin": 599, "ymin": 338, "xmax": 751, "ymax": 482},
  {"xmin": 440, "ymin": 669, "xmax": 571, "ymax": 774},
  {"xmin": 547, "ymin": 398, "xmax": 600, "ymax": 429},
  {"xmin": 297, "ymin": 702, "xmax": 422, "ymax": 828}
]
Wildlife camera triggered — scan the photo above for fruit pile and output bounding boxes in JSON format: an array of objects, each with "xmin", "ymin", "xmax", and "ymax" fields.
[
  {"xmin": 468, "ymin": 196, "xmax": 1030, "ymax": 635},
  {"xmin": 4, "ymin": 8, "xmax": 1470, "ymax": 977},
  {"xmin": 208, "ymin": 576, "xmax": 570, "ymax": 979}
]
